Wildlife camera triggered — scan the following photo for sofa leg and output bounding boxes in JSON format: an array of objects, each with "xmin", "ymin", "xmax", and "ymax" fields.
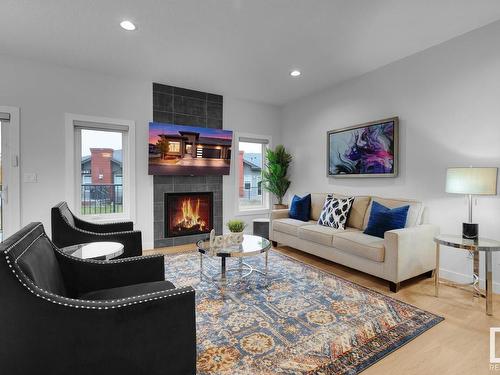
[
  {"xmin": 389, "ymin": 282, "xmax": 400, "ymax": 293},
  {"xmin": 271, "ymin": 241, "xmax": 278, "ymax": 247},
  {"xmin": 424, "ymin": 270, "xmax": 434, "ymax": 278}
]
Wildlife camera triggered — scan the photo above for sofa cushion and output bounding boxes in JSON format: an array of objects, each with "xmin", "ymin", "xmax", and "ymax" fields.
[
  {"xmin": 334, "ymin": 194, "xmax": 371, "ymax": 230},
  {"xmin": 332, "ymin": 231, "xmax": 385, "ymax": 262},
  {"xmin": 273, "ymin": 218, "xmax": 312, "ymax": 237},
  {"xmin": 79, "ymin": 280, "xmax": 176, "ymax": 301},
  {"xmin": 318, "ymin": 195, "xmax": 355, "ymax": 230},
  {"xmin": 363, "ymin": 197, "xmax": 423, "ymax": 229},
  {"xmin": 298, "ymin": 225, "xmax": 354, "ymax": 247},
  {"xmin": 289, "ymin": 194, "xmax": 311, "ymax": 222},
  {"xmin": 363, "ymin": 201, "xmax": 410, "ymax": 239},
  {"xmin": 310, "ymin": 193, "xmax": 328, "ymax": 221}
]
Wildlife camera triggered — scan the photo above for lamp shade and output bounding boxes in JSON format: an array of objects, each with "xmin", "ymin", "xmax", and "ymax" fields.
[{"xmin": 446, "ymin": 167, "xmax": 498, "ymax": 195}]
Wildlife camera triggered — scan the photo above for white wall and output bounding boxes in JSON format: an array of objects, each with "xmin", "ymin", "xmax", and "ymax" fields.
[
  {"xmin": 223, "ymin": 97, "xmax": 281, "ymax": 232},
  {"xmin": 282, "ymin": 21, "xmax": 500, "ymax": 290},
  {"xmin": 0, "ymin": 54, "xmax": 280, "ymax": 249},
  {"xmin": 2, "ymin": 19, "xmax": 497, "ymax": 289}
]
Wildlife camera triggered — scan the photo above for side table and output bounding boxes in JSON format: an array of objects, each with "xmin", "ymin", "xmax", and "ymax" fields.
[
  {"xmin": 434, "ymin": 235, "xmax": 500, "ymax": 315},
  {"xmin": 61, "ymin": 241, "xmax": 124, "ymax": 260},
  {"xmin": 253, "ymin": 218, "xmax": 270, "ymax": 240}
]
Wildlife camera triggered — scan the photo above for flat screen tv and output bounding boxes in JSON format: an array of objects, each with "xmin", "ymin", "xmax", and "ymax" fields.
[{"xmin": 148, "ymin": 122, "xmax": 233, "ymax": 176}]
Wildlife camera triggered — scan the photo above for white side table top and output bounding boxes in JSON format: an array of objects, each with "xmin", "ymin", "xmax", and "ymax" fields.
[
  {"xmin": 253, "ymin": 218, "xmax": 270, "ymax": 223},
  {"xmin": 62, "ymin": 242, "xmax": 124, "ymax": 260}
]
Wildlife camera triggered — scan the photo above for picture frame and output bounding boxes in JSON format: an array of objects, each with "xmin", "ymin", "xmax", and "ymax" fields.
[{"xmin": 327, "ymin": 117, "xmax": 399, "ymax": 178}]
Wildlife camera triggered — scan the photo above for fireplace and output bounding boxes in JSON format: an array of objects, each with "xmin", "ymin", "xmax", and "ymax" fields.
[{"xmin": 164, "ymin": 192, "xmax": 213, "ymax": 238}]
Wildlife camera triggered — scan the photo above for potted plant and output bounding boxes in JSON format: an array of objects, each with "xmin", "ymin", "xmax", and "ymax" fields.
[
  {"xmin": 226, "ymin": 219, "xmax": 246, "ymax": 244},
  {"xmin": 262, "ymin": 145, "xmax": 292, "ymax": 209}
]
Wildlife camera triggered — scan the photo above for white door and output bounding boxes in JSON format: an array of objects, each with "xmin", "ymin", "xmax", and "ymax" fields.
[{"xmin": 0, "ymin": 108, "xmax": 21, "ymax": 240}]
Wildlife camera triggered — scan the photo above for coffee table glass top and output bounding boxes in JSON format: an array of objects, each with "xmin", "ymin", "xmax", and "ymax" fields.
[
  {"xmin": 434, "ymin": 235, "xmax": 500, "ymax": 251},
  {"xmin": 197, "ymin": 234, "xmax": 271, "ymax": 257}
]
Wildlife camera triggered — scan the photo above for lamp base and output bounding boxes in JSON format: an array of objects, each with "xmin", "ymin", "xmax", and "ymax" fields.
[{"xmin": 462, "ymin": 223, "xmax": 478, "ymax": 241}]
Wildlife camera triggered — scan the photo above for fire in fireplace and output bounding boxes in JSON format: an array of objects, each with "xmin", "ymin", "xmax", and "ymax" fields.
[{"xmin": 165, "ymin": 192, "xmax": 213, "ymax": 238}]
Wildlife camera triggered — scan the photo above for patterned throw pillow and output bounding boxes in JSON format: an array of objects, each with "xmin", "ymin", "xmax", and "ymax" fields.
[{"xmin": 317, "ymin": 195, "xmax": 355, "ymax": 230}]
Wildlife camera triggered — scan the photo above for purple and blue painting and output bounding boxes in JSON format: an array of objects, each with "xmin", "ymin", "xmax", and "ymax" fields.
[{"xmin": 328, "ymin": 119, "xmax": 397, "ymax": 177}]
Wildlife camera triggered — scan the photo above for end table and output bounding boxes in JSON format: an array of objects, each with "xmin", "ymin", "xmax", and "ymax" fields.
[{"xmin": 434, "ymin": 235, "xmax": 500, "ymax": 315}]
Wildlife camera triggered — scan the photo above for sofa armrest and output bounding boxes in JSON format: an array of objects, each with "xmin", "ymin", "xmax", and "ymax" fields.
[
  {"xmin": 55, "ymin": 251, "xmax": 165, "ymax": 296},
  {"xmin": 384, "ymin": 224, "xmax": 440, "ymax": 283},
  {"xmin": 270, "ymin": 209, "xmax": 290, "ymax": 241},
  {"xmin": 270, "ymin": 209, "xmax": 289, "ymax": 221}
]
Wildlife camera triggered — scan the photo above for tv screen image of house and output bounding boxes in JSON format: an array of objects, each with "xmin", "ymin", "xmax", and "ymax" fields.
[
  {"xmin": 148, "ymin": 122, "xmax": 233, "ymax": 176},
  {"xmin": 327, "ymin": 117, "xmax": 398, "ymax": 178}
]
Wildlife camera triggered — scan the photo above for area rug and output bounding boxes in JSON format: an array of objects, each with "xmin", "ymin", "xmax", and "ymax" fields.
[{"xmin": 165, "ymin": 250, "xmax": 443, "ymax": 374}]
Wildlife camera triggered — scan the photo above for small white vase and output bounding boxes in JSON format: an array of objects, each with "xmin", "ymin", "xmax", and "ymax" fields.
[{"xmin": 228, "ymin": 231, "xmax": 244, "ymax": 245}]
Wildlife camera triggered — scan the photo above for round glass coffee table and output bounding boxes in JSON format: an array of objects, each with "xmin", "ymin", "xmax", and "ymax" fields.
[{"xmin": 197, "ymin": 234, "xmax": 271, "ymax": 281}]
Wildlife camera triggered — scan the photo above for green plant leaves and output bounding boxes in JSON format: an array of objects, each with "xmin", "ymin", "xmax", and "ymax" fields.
[
  {"xmin": 226, "ymin": 219, "xmax": 246, "ymax": 232},
  {"xmin": 261, "ymin": 145, "xmax": 292, "ymax": 205}
]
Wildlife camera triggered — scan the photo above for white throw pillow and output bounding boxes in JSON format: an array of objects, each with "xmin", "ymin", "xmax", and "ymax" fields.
[{"xmin": 317, "ymin": 195, "xmax": 354, "ymax": 230}]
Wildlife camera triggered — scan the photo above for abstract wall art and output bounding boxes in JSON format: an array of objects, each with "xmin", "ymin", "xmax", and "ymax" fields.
[{"xmin": 327, "ymin": 117, "xmax": 399, "ymax": 178}]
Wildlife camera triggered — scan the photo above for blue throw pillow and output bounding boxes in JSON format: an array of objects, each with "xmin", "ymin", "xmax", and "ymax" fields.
[
  {"xmin": 289, "ymin": 194, "xmax": 311, "ymax": 222},
  {"xmin": 363, "ymin": 201, "xmax": 410, "ymax": 239}
]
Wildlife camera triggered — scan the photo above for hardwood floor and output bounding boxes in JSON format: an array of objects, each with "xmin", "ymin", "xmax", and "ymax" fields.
[{"xmin": 145, "ymin": 244, "xmax": 500, "ymax": 375}]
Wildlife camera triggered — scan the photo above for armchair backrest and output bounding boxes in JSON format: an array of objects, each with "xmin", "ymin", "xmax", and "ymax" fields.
[
  {"xmin": 53, "ymin": 201, "xmax": 76, "ymax": 227},
  {"xmin": 1, "ymin": 222, "xmax": 68, "ymax": 297},
  {"xmin": 51, "ymin": 201, "xmax": 81, "ymax": 248}
]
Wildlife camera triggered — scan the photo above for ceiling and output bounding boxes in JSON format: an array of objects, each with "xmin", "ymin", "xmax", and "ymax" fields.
[{"xmin": 1, "ymin": 0, "xmax": 500, "ymax": 105}]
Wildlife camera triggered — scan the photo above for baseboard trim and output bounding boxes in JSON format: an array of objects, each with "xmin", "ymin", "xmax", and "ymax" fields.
[{"xmin": 439, "ymin": 267, "xmax": 500, "ymax": 294}]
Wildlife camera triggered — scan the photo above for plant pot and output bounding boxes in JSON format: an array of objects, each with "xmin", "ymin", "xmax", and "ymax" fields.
[
  {"xmin": 273, "ymin": 204, "xmax": 288, "ymax": 210},
  {"xmin": 228, "ymin": 231, "xmax": 244, "ymax": 245}
]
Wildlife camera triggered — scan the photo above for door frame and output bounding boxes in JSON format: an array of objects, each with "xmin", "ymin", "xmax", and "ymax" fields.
[{"xmin": 0, "ymin": 106, "xmax": 21, "ymax": 238}]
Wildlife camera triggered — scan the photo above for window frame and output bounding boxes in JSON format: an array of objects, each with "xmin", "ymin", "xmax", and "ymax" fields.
[
  {"xmin": 65, "ymin": 113, "xmax": 136, "ymax": 223},
  {"xmin": 0, "ymin": 106, "xmax": 21, "ymax": 238},
  {"xmin": 234, "ymin": 132, "xmax": 271, "ymax": 216}
]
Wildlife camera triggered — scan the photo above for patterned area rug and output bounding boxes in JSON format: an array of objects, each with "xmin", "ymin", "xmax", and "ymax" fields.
[{"xmin": 165, "ymin": 250, "xmax": 443, "ymax": 374}]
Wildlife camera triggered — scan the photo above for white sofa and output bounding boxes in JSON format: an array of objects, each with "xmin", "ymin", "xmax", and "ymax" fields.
[{"xmin": 270, "ymin": 193, "xmax": 439, "ymax": 292}]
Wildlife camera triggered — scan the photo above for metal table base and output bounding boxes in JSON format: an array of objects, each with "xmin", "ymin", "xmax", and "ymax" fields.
[
  {"xmin": 200, "ymin": 252, "xmax": 269, "ymax": 282},
  {"xmin": 435, "ymin": 236, "xmax": 499, "ymax": 316}
]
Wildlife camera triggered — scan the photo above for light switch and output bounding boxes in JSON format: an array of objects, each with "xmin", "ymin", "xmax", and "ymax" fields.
[{"xmin": 23, "ymin": 173, "xmax": 37, "ymax": 183}]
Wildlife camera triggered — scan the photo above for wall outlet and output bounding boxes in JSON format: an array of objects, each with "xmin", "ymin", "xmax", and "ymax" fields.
[{"xmin": 23, "ymin": 173, "xmax": 37, "ymax": 183}]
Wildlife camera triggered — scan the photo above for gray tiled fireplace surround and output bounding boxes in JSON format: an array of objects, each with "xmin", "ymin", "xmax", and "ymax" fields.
[{"xmin": 153, "ymin": 83, "xmax": 224, "ymax": 248}]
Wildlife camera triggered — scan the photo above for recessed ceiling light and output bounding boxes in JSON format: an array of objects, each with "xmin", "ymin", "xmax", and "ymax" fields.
[
  {"xmin": 120, "ymin": 20, "xmax": 136, "ymax": 31},
  {"xmin": 290, "ymin": 70, "xmax": 301, "ymax": 77}
]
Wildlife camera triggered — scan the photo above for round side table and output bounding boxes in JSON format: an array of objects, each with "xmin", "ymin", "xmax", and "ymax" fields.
[
  {"xmin": 61, "ymin": 241, "xmax": 124, "ymax": 260},
  {"xmin": 434, "ymin": 235, "xmax": 500, "ymax": 315}
]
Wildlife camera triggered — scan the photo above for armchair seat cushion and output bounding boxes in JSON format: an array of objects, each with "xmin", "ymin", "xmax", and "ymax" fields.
[
  {"xmin": 332, "ymin": 231, "xmax": 385, "ymax": 262},
  {"xmin": 79, "ymin": 280, "xmax": 176, "ymax": 301}
]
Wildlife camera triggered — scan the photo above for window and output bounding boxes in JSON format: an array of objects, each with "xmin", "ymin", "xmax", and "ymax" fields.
[
  {"xmin": 168, "ymin": 141, "xmax": 180, "ymax": 153},
  {"xmin": 82, "ymin": 175, "xmax": 92, "ymax": 185},
  {"xmin": 236, "ymin": 135, "xmax": 270, "ymax": 213},
  {"xmin": 66, "ymin": 114, "xmax": 135, "ymax": 221},
  {"xmin": 78, "ymin": 128, "xmax": 123, "ymax": 215}
]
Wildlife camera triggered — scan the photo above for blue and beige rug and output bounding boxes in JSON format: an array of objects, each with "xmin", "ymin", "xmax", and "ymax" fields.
[{"xmin": 165, "ymin": 250, "xmax": 443, "ymax": 374}]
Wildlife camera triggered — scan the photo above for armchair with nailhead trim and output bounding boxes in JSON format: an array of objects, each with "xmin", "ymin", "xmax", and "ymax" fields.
[
  {"xmin": 51, "ymin": 201, "xmax": 142, "ymax": 258},
  {"xmin": 0, "ymin": 222, "xmax": 197, "ymax": 375}
]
